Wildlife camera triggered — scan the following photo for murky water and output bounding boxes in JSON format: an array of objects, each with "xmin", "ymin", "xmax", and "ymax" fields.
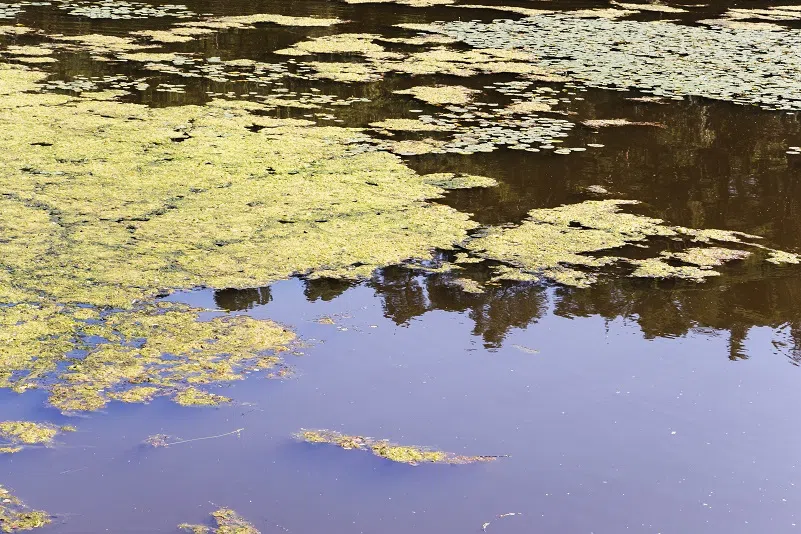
[{"xmin": 3, "ymin": 0, "xmax": 801, "ymax": 532}]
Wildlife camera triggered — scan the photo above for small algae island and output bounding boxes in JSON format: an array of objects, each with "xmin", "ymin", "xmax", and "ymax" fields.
[
  {"xmin": 296, "ymin": 429, "xmax": 501, "ymax": 465},
  {"xmin": 1, "ymin": 0, "xmax": 801, "ymax": 531},
  {"xmin": 179, "ymin": 508, "xmax": 260, "ymax": 534}
]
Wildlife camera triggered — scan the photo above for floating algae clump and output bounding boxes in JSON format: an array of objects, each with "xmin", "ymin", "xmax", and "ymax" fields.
[
  {"xmin": 629, "ymin": 258, "xmax": 721, "ymax": 282},
  {"xmin": 421, "ymin": 173, "xmax": 497, "ymax": 189},
  {"xmin": 173, "ymin": 387, "xmax": 231, "ymax": 407},
  {"xmin": 0, "ymin": 62, "xmax": 476, "ymax": 408},
  {"xmin": 0, "ymin": 421, "xmax": 67, "ymax": 453},
  {"xmin": 0, "ymin": 486, "xmax": 49, "ymax": 532},
  {"xmin": 0, "ymin": 302, "xmax": 294, "ymax": 412},
  {"xmin": 394, "ymin": 85, "xmax": 479, "ymax": 106},
  {"xmin": 0, "ymin": 63, "xmax": 475, "ymax": 307},
  {"xmin": 433, "ymin": 11, "xmax": 801, "ymax": 111},
  {"xmin": 179, "ymin": 508, "xmax": 259, "ymax": 534},
  {"xmin": 296, "ymin": 429, "xmax": 498, "ymax": 465},
  {"xmin": 467, "ymin": 200, "xmax": 790, "ymax": 288}
]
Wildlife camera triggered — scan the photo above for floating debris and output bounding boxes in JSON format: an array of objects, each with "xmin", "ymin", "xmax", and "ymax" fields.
[
  {"xmin": 179, "ymin": 508, "xmax": 259, "ymax": 534},
  {"xmin": 296, "ymin": 429, "xmax": 501, "ymax": 465}
]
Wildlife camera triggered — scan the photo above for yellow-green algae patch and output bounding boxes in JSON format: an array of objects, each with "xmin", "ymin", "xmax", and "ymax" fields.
[
  {"xmin": 0, "ymin": 486, "xmax": 50, "ymax": 532},
  {"xmin": 173, "ymin": 387, "xmax": 231, "ymax": 407},
  {"xmin": 0, "ymin": 63, "xmax": 475, "ymax": 308},
  {"xmin": 449, "ymin": 278, "xmax": 485, "ymax": 294},
  {"xmin": 421, "ymin": 173, "xmax": 497, "ymax": 189},
  {"xmin": 467, "ymin": 200, "xmax": 791, "ymax": 288},
  {"xmin": 394, "ymin": 85, "xmax": 479, "ymax": 105},
  {"xmin": 296, "ymin": 429, "xmax": 499, "ymax": 465},
  {"xmin": 629, "ymin": 258, "xmax": 719, "ymax": 282},
  {"xmin": 179, "ymin": 508, "xmax": 259, "ymax": 534},
  {"xmin": 342, "ymin": 0, "xmax": 453, "ymax": 6},
  {"xmin": 1, "ymin": 301, "xmax": 293, "ymax": 412},
  {"xmin": 0, "ymin": 62, "xmax": 477, "ymax": 409},
  {"xmin": 186, "ymin": 13, "xmax": 343, "ymax": 30},
  {"xmin": 0, "ymin": 422, "xmax": 62, "ymax": 450}
]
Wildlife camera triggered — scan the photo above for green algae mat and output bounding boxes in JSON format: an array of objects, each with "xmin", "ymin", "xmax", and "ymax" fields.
[{"xmin": 0, "ymin": 0, "xmax": 801, "ymax": 531}]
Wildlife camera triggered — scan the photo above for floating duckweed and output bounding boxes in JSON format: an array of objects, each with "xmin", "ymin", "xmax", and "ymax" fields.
[
  {"xmin": 0, "ymin": 62, "xmax": 486, "ymax": 409},
  {"xmin": 179, "ymin": 508, "xmax": 259, "ymax": 534},
  {"xmin": 0, "ymin": 300, "xmax": 294, "ymax": 412},
  {"xmin": 433, "ymin": 11, "xmax": 801, "ymax": 111},
  {"xmin": 0, "ymin": 486, "xmax": 50, "ymax": 532},
  {"xmin": 59, "ymin": 0, "xmax": 194, "ymax": 19},
  {"xmin": 421, "ymin": 173, "xmax": 497, "ymax": 189},
  {"xmin": 0, "ymin": 63, "xmax": 475, "ymax": 308},
  {"xmin": 296, "ymin": 429, "xmax": 498, "ymax": 465},
  {"xmin": 468, "ymin": 200, "xmax": 789, "ymax": 288},
  {"xmin": 394, "ymin": 85, "xmax": 479, "ymax": 105}
]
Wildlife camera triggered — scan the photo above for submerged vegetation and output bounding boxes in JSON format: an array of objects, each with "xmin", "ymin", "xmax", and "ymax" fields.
[
  {"xmin": 296, "ymin": 429, "xmax": 500, "ymax": 465},
  {"xmin": 179, "ymin": 508, "xmax": 259, "ymax": 534}
]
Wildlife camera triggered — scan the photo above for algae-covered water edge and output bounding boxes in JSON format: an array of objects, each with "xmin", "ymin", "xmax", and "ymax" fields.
[{"xmin": 2, "ymin": 0, "xmax": 801, "ymax": 532}]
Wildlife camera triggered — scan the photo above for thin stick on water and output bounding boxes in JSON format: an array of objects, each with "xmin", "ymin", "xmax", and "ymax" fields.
[{"xmin": 164, "ymin": 427, "xmax": 244, "ymax": 447}]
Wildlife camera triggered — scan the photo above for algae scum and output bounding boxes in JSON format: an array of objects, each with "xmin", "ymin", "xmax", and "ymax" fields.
[{"xmin": 1, "ymin": 0, "xmax": 801, "ymax": 532}]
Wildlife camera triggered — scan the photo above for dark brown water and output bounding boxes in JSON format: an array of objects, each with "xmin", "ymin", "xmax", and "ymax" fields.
[{"xmin": 3, "ymin": 0, "xmax": 801, "ymax": 532}]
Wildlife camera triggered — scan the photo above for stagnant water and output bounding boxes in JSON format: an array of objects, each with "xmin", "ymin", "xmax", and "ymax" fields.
[{"xmin": 3, "ymin": 0, "xmax": 801, "ymax": 532}]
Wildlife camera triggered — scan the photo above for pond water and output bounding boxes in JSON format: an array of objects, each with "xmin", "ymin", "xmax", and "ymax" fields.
[{"xmin": 2, "ymin": 0, "xmax": 801, "ymax": 532}]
